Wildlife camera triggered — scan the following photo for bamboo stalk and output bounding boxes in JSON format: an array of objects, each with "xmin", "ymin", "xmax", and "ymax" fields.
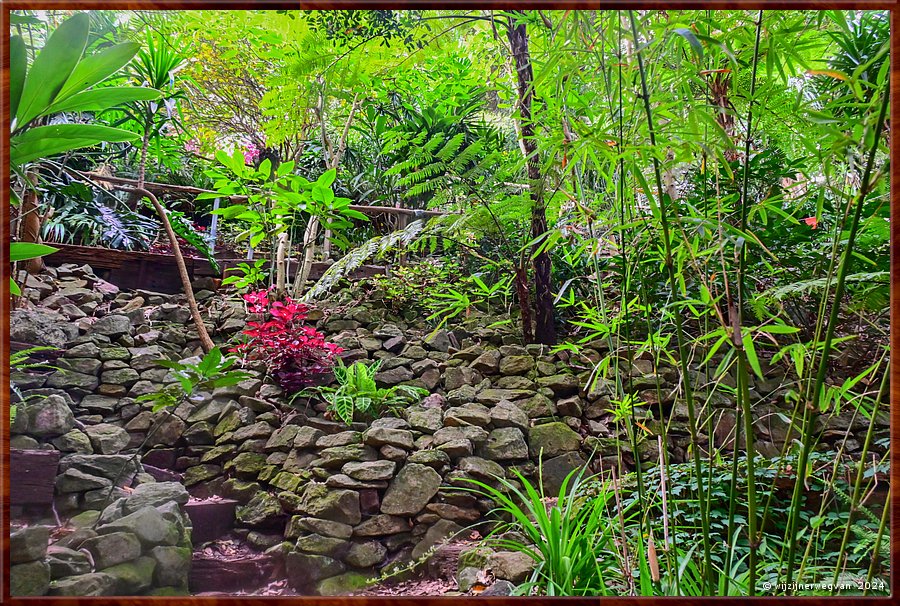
[
  {"xmin": 784, "ymin": 85, "xmax": 889, "ymax": 587},
  {"xmin": 628, "ymin": 11, "xmax": 712, "ymax": 591}
]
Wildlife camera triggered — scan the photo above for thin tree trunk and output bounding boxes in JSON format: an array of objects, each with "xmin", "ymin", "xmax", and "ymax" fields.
[
  {"xmin": 22, "ymin": 170, "xmax": 43, "ymax": 274},
  {"xmin": 294, "ymin": 94, "xmax": 361, "ymax": 297},
  {"xmin": 506, "ymin": 12, "xmax": 556, "ymax": 345},
  {"xmin": 133, "ymin": 187, "xmax": 214, "ymax": 353},
  {"xmin": 514, "ymin": 265, "xmax": 533, "ymax": 344}
]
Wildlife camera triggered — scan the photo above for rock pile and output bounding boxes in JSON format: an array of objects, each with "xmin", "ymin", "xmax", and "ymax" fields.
[
  {"xmin": 10, "ymin": 482, "xmax": 192, "ymax": 596},
  {"xmin": 9, "ymin": 262, "xmax": 888, "ymax": 596}
]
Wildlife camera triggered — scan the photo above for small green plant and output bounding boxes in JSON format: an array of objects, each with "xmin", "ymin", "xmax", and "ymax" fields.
[
  {"xmin": 136, "ymin": 346, "xmax": 251, "ymax": 412},
  {"xmin": 222, "ymin": 259, "xmax": 269, "ymax": 291},
  {"xmin": 455, "ymin": 462, "xmax": 623, "ymax": 596},
  {"xmin": 9, "ymin": 346, "xmax": 59, "ymax": 422},
  {"xmin": 298, "ymin": 359, "xmax": 427, "ymax": 425},
  {"xmin": 426, "ymin": 273, "xmax": 514, "ymax": 328},
  {"xmin": 366, "ymin": 259, "xmax": 462, "ymax": 312}
]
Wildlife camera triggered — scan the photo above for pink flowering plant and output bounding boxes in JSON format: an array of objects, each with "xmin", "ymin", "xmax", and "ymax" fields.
[{"xmin": 231, "ymin": 288, "xmax": 342, "ymax": 393}]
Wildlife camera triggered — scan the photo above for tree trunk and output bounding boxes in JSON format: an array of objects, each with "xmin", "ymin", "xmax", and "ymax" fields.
[
  {"xmin": 22, "ymin": 170, "xmax": 44, "ymax": 274},
  {"xmin": 294, "ymin": 94, "xmax": 361, "ymax": 298},
  {"xmin": 506, "ymin": 12, "xmax": 556, "ymax": 345},
  {"xmin": 514, "ymin": 265, "xmax": 534, "ymax": 344},
  {"xmin": 133, "ymin": 187, "xmax": 214, "ymax": 353}
]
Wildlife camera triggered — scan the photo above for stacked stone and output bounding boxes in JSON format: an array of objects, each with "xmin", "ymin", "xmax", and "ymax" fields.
[
  {"xmin": 9, "ymin": 264, "xmax": 889, "ymax": 597},
  {"xmin": 10, "ymin": 482, "xmax": 193, "ymax": 597}
]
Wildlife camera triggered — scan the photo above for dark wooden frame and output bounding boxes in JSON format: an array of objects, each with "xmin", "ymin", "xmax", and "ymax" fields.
[{"xmin": 1, "ymin": 2, "xmax": 897, "ymax": 605}]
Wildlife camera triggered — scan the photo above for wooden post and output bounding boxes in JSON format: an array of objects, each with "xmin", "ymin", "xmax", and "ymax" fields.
[{"xmin": 209, "ymin": 197, "xmax": 220, "ymax": 255}]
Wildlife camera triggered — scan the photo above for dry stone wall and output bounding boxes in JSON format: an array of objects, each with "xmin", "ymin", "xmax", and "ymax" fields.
[{"xmin": 9, "ymin": 263, "xmax": 888, "ymax": 596}]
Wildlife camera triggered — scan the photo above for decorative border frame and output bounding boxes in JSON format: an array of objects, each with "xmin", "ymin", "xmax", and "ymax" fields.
[{"xmin": 1, "ymin": 3, "xmax": 895, "ymax": 603}]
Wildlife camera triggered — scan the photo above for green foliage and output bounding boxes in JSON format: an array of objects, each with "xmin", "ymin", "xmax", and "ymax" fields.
[
  {"xmin": 204, "ymin": 156, "xmax": 366, "ymax": 252},
  {"xmin": 41, "ymin": 181, "xmax": 159, "ymax": 250},
  {"xmin": 162, "ymin": 206, "xmax": 220, "ymax": 272},
  {"xmin": 9, "ymin": 243, "xmax": 58, "ymax": 296},
  {"xmin": 222, "ymin": 259, "xmax": 269, "ymax": 291},
  {"xmin": 455, "ymin": 462, "xmax": 623, "ymax": 596},
  {"xmin": 304, "ymin": 218, "xmax": 428, "ymax": 300},
  {"xmin": 9, "ymin": 346, "xmax": 60, "ymax": 421},
  {"xmin": 135, "ymin": 347, "xmax": 251, "ymax": 412},
  {"xmin": 299, "ymin": 359, "xmax": 427, "ymax": 425},
  {"xmin": 365, "ymin": 259, "xmax": 462, "ymax": 312},
  {"xmin": 9, "ymin": 13, "xmax": 159, "ymax": 168}
]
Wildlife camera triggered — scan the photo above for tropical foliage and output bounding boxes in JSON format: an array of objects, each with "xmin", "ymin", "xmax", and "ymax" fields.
[{"xmin": 6, "ymin": 8, "xmax": 890, "ymax": 597}]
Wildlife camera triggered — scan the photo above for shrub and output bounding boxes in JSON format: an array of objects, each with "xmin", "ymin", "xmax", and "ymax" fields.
[
  {"xmin": 456, "ymin": 462, "xmax": 623, "ymax": 596},
  {"xmin": 299, "ymin": 358, "xmax": 427, "ymax": 424},
  {"xmin": 231, "ymin": 289, "xmax": 341, "ymax": 393}
]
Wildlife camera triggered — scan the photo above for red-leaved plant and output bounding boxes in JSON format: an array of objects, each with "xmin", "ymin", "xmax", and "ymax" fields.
[{"xmin": 231, "ymin": 289, "xmax": 342, "ymax": 393}]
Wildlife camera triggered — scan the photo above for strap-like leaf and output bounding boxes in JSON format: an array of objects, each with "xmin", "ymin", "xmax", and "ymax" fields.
[
  {"xmin": 11, "ymin": 124, "xmax": 140, "ymax": 166},
  {"xmin": 46, "ymin": 87, "xmax": 162, "ymax": 116},
  {"xmin": 55, "ymin": 42, "xmax": 142, "ymax": 103},
  {"xmin": 10, "ymin": 36, "xmax": 26, "ymax": 123},
  {"xmin": 16, "ymin": 13, "xmax": 89, "ymax": 127},
  {"xmin": 10, "ymin": 242, "xmax": 58, "ymax": 262}
]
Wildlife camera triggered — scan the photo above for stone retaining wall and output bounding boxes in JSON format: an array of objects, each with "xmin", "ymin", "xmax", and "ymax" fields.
[{"xmin": 10, "ymin": 263, "xmax": 888, "ymax": 595}]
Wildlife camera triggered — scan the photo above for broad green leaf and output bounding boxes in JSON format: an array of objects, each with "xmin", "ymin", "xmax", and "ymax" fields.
[
  {"xmin": 10, "ymin": 14, "xmax": 43, "ymax": 25},
  {"xmin": 16, "ymin": 13, "xmax": 89, "ymax": 127},
  {"xmin": 756, "ymin": 324, "xmax": 800, "ymax": 335},
  {"xmin": 316, "ymin": 168, "xmax": 337, "ymax": 188},
  {"xmin": 10, "ymin": 278, "xmax": 21, "ymax": 297},
  {"xmin": 46, "ymin": 87, "xmax": 162, "ymax": 115},
  {"xmin": 55, "ymin": 42, "xmax": 142, "ymax": 102},
  {"xmin": 10, "ymin": 36, "xmax": 26, "ymax": 123},
  {"xmin": 11, "ymin": 124, "xmax": 139, "ymax": 166},
  {"xmin": 198, "ymin": 347, "xmax": 223, "ymax": 376},
  {"xmin": 10, "ymin": 242, "xmax": 58, "ymax": 262}
]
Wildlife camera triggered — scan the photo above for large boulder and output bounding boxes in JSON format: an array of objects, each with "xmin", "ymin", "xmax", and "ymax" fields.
[
  {"xmin": 89, "ymin": 315, "xmax": 132, "ymax": 339},
  {"xmin": 342, "ymin": 460, "xmax": 396, "ymax": 482},
  {"xmin": 123, "ymin": 482, "xmax": 189, "ymax": 513},
  {"xmin": 528, "ymin": 422, "xmax": 582, "ymax": 458},
  {"xmin": 10, "ymin": 310, "xmax": 73, "ymax": 348},
  {"xmin": 286, "ymin": 552, "xmax": 345, "ymax": 589},
  {"xmin": 10, "ymin": 560, "xmax": 51, "ymax": 596},
  {"xmin": 381, "ymin": 463, "xmax": 441, "ymax": 516},
  {"xmin": 103, "ymin": 556, "xmax": 157, "ymax": 594},
  {"xmin": 84, "ymin": 424, "xmax": 130, "ymax": 455},
  {"xmin": 46, "ymin": 546, "xmax": 91, "ymax": 578},
  {"xmin": 97, "ymin": 506, "xmax": 180, "ymax": 547},
  {"xmin": 236, "ymin": 492, "xmax": 283, "ymax": 526},
  {"xmin": 48, "ymin": 572, "xmax": 116, "ymax": 596},
  {"xmin": 80, "ymin": 532, "xmax": 142, "ymax": 569},
  {"xmin": 539, "ymin": 452, "xmax": 587, "ymax": 496},
  {"xmin": 148, "ymin": 546, "xmax": 190, "ymax": 588},
  {"xmin": 298, "ymin": 484, "xmax": 361, "ymax": 525},
  {"xmin": 499, "ymin": 355, "xmax": 535, "ymax": 376},
  {"xmin": 352, "ymin": 514, "xmax": 410, "ymax": 537},
  {"xmin": 10, "ymin": 525, "xmax": 49, "ymax": 563},
  {"xmin": 481, "ymin": 427, "xmax": 528, "ymax": 461},
  {"xmin": 20, "ymin": 395, "xmax": 75, "ymax": 437},
  {"xmin": 344, "ymin": 541, "xmax": 387, "ymax": 568},
  {"xmin": 489, "ymin": 551, "xmax": 535, "ymax": 583},
  {"xmin": 489, "ymin": 400, "xmax": 529, "ymax": 431}
]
